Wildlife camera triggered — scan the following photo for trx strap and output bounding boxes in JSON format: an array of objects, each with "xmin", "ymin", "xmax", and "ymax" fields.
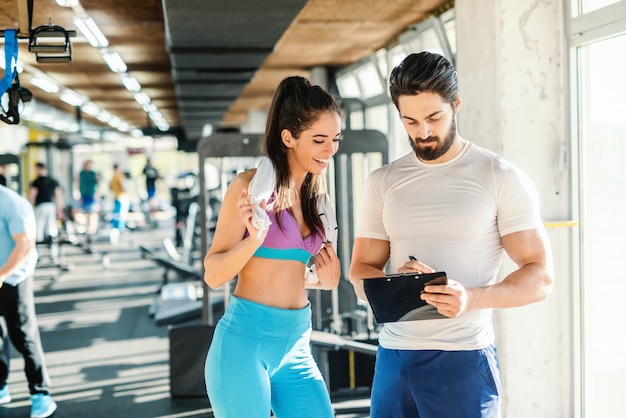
[{"xmin": 0, "ymin": 29, "xmax": 19, "ymax": 95}]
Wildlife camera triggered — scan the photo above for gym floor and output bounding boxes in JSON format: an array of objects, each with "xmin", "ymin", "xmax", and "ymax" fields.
[{"xmin": 0, "ymin": 220, "xmax": 370, "ymax": 417}]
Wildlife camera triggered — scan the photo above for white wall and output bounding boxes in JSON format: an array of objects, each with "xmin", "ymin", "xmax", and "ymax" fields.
[{"xmin": 456, "ymin": 0, "xmax": 573, "ymax": 416}]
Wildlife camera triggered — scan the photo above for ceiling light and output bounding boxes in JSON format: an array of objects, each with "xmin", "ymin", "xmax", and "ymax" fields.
[
  {"xmin": 101, "ymin": 50, "xmax": 127, "ymax": 73},
  {"xmin": 31, "ymin": 75, "xmax": 60, "ymax": 93},
  {"xmin": 74, "ymin": 17, "xmax": 108, "ymax": 48},
  {"xmin": 81, "ymin": 102, "xmax": 100, "ymax": 116},
  {"xmin": 55, "ymin": 0, "xmax": 79, "ymax": 6},
  {"xmin": 53, "ymin": 120, "xmax": 72, "ymax": 131},
  {"xmin": 108, "ymin": 116, "xmax": 122, "ymax": 129},
  {"xmin": 121, "ymin": 75, "xmax": 141, "ymax": 92},
  {"xmin": 33, "ymin": 113, "xmax": 53, "ymax": 125},
  {"xmin": 60, "ymin": 91, "xmax": 86, "ymax": 107},
  {"xmin": 133, "ymin": 92, "xmax": 151, "ymax": 106},
  {"xmin": 96, "ymin": 111, "xmax": 112, "ymax": 123},
  {"xmin": 156, "ymin": 121, "xmax": 170, "ymax": 132},
  {"xmin": 149, "ymin": 111, "xmax": 169, "ymax": 131}
]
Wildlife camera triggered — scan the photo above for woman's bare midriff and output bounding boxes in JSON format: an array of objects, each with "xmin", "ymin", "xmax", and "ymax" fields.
[{"xmin": 233, "ymin": 257, "xmax": 309, "ymax": 309}]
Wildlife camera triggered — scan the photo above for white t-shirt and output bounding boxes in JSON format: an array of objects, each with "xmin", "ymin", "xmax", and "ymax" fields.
[{"xmin": 356, "ymin": 142, "xmax": 542, "ymax": 350}]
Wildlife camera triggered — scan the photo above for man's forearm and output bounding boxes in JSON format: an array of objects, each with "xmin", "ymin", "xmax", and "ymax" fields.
[
  {"xmin": 0, "ymin": 236, "xmax": 35, "ymax": 282},
  {"xmin": 349, "ymin": 262, "xmax": 386, "ymax": 301},
  {"xmin": 468, "ymin": 262, "xmax": 554, "ymax": 310}
]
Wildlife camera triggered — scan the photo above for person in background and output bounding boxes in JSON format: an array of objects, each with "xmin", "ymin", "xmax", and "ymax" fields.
[
  {"xmin": 0, "ymin": 164, "xmax": 7, "ymax": 187},
  {"xmin": 349, "ymin": 51, "xmax": 555, "ymax": 418},
  {"xmin": 203, "ymin": 76, "xmax": 342, "ymax": 418},
  {"xmin": 108, "ymin": 163, "xmax": 128, "ymax": 244},
  {"xmin": 0, "ymin": 184, "xmax": 58, "ymax": 418},
  {"xmin": 28, "ymin": 162, "xmax": 64, "ymax": 262},
  {"xmin": 78, "ymin": 159, "xmax": 100, "ymax": 242},
  {"xmin": 142, "ymin": 158, "xmax": 160, "ymax": 224}
]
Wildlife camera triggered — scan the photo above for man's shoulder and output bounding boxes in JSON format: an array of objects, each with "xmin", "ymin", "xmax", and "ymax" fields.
[
  {"xmin": 466, "ymin": 142, "xmax": 518, "ymax": 171},
  {"xmin": 466, "ymin": 142, "xmax": 499, "ymax": 159},
  {"xmin": 47, "ymin": 176, "xmax": 61, "ymax": 188},
  {"xmin": 144, "ymin": 166, "xmax": 158, "ymax": 177},
  {"xmin": 0, "ymin": 187, "xmax": 30, "ymax": 212}
]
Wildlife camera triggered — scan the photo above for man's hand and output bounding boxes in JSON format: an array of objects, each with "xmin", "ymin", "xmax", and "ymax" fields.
[{"xmin": 420, "ymin": 279, "xmax": 471, "ymax": 318}]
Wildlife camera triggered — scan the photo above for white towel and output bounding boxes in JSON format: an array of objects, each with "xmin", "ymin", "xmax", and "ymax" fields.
[
  {"xmin": 248, "ymin": 157, "xmax": 338, "ymax": 284},
  {"xmin": 247, "ymin": 157, "xmax": 276, "ymax": 237}
]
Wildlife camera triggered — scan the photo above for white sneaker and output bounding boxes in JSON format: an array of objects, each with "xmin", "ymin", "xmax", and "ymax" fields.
[
  {"xmin": 0, "ymin": 384, "xmax": 11, "ymax": 404},
  {"xmin": 30, "ymin": 393, "xmax": 57, "ymax": 418}
]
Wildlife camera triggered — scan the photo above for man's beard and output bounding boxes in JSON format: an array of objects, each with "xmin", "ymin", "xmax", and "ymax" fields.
[{"xmin": 409, "ymin": 117, "xmax": 456, "ymax": 161}]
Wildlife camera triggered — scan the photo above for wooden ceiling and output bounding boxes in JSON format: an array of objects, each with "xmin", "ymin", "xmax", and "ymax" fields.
[{"xmin": 0, "ymin": 0, "xmax": 450, "ymax": 142}]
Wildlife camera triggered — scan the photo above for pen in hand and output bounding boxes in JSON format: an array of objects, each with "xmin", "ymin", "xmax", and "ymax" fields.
[
  {"xmin": 408, "ymin": 256, "xmax": 437, "ymax": 275},
  {"xmin": 409, "ymin": 255, "xmax": 426, "ymax": 276}
]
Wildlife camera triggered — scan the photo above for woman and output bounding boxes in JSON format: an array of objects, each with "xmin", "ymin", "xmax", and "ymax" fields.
[{"xmin": 204, "ymin": 76, "xmax": 342, "ymax": 418}]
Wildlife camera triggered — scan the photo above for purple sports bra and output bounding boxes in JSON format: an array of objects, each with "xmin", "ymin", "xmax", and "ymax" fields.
[{"xmin": 244, "ymin": 208, "xmax": 324, "ymax": 264}]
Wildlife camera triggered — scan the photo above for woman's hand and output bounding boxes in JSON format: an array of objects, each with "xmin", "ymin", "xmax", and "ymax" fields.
[
  {"xmin": 237, "ymin": 188, "xmax": 268, "ymax": 245},
  {"xmin": 310, "ymin": 243, "xmax": 341, "ymax": 290}
]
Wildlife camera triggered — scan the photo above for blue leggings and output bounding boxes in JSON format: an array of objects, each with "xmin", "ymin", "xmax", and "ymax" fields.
[
  {"xmin": 371, "ymin": 345, "xmax": 502, "ymax": 418},
  {"xmin": 205, "ymin": 295, "xmax": 334, "ymax": 418}
]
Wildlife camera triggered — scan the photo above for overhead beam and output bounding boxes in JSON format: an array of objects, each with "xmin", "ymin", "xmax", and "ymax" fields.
[
  {"xmin": 168, "ymin": 46, "xmax": 273, "ymax": 54},
  {"xmin": 15, "ymin": 0, "xmax": 31, "ymax": 38}
]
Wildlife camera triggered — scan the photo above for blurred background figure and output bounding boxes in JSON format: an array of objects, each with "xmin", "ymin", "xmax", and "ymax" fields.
[
  {"xmin": 0, "ymin": 184, "xmax": 58, "ymax": 418},
  {"xmin": 78, "ymin": 160, "xmax": 100, "ymax": 242},
  {"xmin": 0, "ymin": 165, "xmax": 7, "ymax": 186},
  {"xmin": 28, "ymin": 162, "xmax": 64, "ymax": 261},
  {"xmin": 143, "ymin": 158, "xmax": 161, "ymax": 226},
  {"xmin": 109, "ymin": 163, "xmax": 128, "ymax": 244}
]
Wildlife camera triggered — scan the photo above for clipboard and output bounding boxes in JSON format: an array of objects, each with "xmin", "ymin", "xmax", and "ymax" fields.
[{"xmin": 363, "ymin": 271, "xmax": 448, "ymax": 323}]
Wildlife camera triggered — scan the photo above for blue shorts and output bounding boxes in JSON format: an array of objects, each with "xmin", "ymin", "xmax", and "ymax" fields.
[
  {"xmin": 205, "ymin": 295, "xmax": 333, "ymax": 418},
  {"xmin": 147, "ymin": 186, "xmax": 156, "ymax": 199},
  {"xmin": 371, "ymin": 345, "xmax": 502, "ymax": 418},
  {"xmin": 81, "ymin": 195, "xmax": 96, "ymax": 213}
]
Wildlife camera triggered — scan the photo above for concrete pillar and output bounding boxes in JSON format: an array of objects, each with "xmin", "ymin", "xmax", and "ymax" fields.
[{"xmin": 455, "ymin": 1, "xmax": 572, "ymax": 416}]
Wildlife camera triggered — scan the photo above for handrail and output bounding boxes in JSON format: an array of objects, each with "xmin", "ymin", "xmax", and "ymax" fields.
[{"xmin": 543, "ymin": 220, "xmax": 579, "ymax": 228}]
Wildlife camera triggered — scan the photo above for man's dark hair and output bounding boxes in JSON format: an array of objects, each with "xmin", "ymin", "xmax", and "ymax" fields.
[
  {"xmin": 389, "ymin": 51, "xmax": 459, "ymax": 108},
  {"xmin": 35, "ymin": 162, "xmax": 45, "ymax": 169}
]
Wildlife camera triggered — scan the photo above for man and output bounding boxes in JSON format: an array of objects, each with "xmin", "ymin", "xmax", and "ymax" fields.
[
  {"xmin": 28, "ymin": 162, "xmax": 64, "ymax": 246},
  {"xmin": 0, "ymin": 184, "xmax": 58, "ymax": 418},
  {"xmin": 78, "ymin": 159, "xmax": 100, "ymax": 240},
  {"xmin": 142, "ymin": 159, "xmax": 160, "ymax": 223},
  {"xmin": 348, "ymin": 52, "xmax": 554, "ymax": 418}
]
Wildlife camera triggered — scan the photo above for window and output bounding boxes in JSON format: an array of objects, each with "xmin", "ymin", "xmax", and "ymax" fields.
[{"xmin": 574, "ymin": 0, "xmax": 622, "ymax": 15}]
